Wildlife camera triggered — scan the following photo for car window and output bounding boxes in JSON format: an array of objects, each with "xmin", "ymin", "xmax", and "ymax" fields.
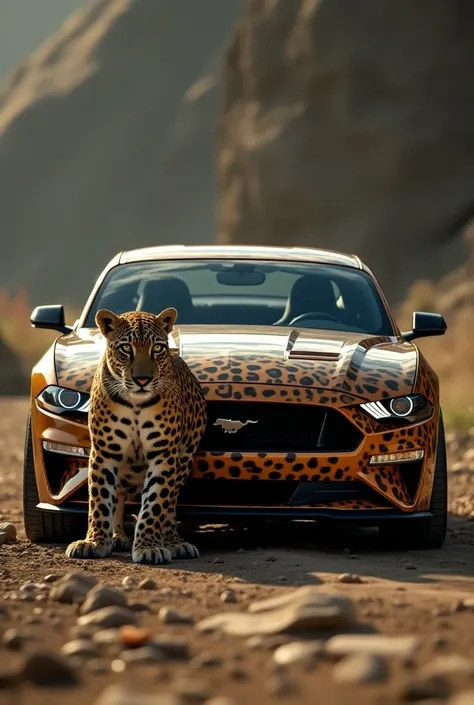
[{"xmin": 83, "ymin": 259, "xmax": 394, "ymax": 336}]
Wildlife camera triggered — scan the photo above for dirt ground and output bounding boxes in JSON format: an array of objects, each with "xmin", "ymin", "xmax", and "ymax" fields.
[{"xmin": 2, "ymin": 398, "xmax": 474, "ymax": 705}]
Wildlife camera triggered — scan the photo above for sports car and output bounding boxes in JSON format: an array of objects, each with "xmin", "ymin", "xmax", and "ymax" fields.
[{"xmin": 25, "ymin": 245, "xmax": 448, "ymax": 549}]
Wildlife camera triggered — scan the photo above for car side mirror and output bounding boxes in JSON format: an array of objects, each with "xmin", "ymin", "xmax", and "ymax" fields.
[
  {"xmin": 402, "ymin": 311, "xmax": 447, "ymax": 341},
  {"xmin": 30, "ymin": 305, "xmax": 73, "ymax": 335}
]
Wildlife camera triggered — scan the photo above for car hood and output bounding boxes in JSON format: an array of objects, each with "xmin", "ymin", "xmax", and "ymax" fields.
[{"xmin": 53, "ymin": 325, "xmax": 418, "ymax": 402}]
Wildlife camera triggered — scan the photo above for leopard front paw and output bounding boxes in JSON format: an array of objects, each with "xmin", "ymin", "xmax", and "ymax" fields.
[
  {"xmin": 132, "ymin": 543, "xmax": 172, "ymax": 565},
  {"xmin": 169, "ymin": 541, "xmax": 200, "ymax": 559},
  {"xmin": 65, "ymin": 539, "xmax": 113, "ymax": 559}
]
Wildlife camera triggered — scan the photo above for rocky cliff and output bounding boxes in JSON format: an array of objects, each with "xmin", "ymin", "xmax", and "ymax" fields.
[
  {"xmin": 217, "ymin": 0, "xmax": 474, "ymax": 303},
  {"xmin": 0, "ymin": 0, "xmax": 241, "ymax": 306}
]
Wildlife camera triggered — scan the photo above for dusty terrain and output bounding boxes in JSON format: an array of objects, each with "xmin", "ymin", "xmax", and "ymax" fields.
[{"xmin": 2, "ymin": 398, "xmax": 474, "ymax": 705}]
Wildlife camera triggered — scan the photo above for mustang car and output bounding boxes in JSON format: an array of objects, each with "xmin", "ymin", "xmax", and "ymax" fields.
[{"xmin": 25, "ymin": 245, "xmax": 448, "ymax": 549}]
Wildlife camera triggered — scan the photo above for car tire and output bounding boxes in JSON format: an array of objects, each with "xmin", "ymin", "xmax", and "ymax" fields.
[
  {"xmin": 378, "ymin": 410, "xmax": 447, "ymax": 551},
  {"xmin": 23, "ymin": 412, "xmax": 87, "ymax": 543}
]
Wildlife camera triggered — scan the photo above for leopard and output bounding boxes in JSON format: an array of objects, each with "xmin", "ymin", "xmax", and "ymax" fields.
[{"xmin": 65, "ymin": 306, "xmax": 207, "ymax": 564}]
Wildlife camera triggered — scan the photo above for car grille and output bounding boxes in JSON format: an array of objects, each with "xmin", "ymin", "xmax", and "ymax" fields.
[{"xmin": 200, "ymin": 402, "xmax": 362, "ymax": 453}]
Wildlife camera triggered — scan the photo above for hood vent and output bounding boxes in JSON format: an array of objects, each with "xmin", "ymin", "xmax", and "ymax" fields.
[{"xmin": 288, "ymin": 350, "xmax": 341, "ymax": 361}]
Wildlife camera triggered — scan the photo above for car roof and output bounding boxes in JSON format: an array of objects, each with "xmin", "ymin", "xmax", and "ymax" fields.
[{"xmin": 118, "ymin": 245, "xmax": 363, "ymax": 269}]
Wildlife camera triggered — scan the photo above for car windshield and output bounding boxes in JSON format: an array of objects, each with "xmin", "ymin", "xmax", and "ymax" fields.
[{"xmin": 83, "ymin": 259, "xmax": 394, "ymax": 335}]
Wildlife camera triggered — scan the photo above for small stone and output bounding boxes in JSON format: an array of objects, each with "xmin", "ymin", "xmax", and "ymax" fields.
[
  {"xmin": 93, "ymin": 629, "xmax": 121, "ymax": 647},
  {"xmin": 326, "ymin": 634, "xmax": 419, "ymax": 659},
  {"xmin": 43, "ymin": 574, "xmax": 61, "ymax": 583},
  {"xmin": 80, "ymin": 586, "xmax": 128, "ymax": 615},
  {"xmin": 148, "ymin": 636, "xmax": 190, "ymax": 660},
  {"xmin": 456, "ymin": 598, "xmax": 474, "ymax": 612},
  {"xmin": 273, "ymin": 640, "xmax": 324, "ymax": 666},
  {"xmin": 159, "ymin": 607, "xmax": 194, "ymax": 625},
  {"xmin": 0, "ymin": 523, "xmax": 17, "ymax": 543},
  {"xmin": 220, "ymin": 590, "xmax": 237, "ymax": 604},
  {"xmin": 400, "ymin": 674, "xmax": 450, "ymax": 701},
  {"xmin": 422, "ymin": 654, "xmax": 474, "ymax": 678},
  {"xmin": 119, "ymin": 625, "xmax": 153, "ymax": 648},
  {"xmin": 236, "ymin": 548, "xmax": 245, "ymax": 554},
  {"xmin": 120, "ymin": 645, "xmax": 166, "ymax": 664},
  {"xmin": 129, "ymin": 602, "xmax": 151, "ymax": 613},
  {"xmin": 138, "ymin": 578, "xmax": 157, "ymax": 590},
  {"xmin": 77, "ymin": 606, "xmax": 139, "ymax": 629},
  {"xmin": 333, "ymin": 653, "xmax": 389, "ymax": 684},
  {"xmin": 3, "ymin": 629, "xmax": 31, "ymax": 650},
  {"xmin": 50, "ymin": 572, "xmax": 98, "ymax": 604},
  {"xmin": 110, "ymin": 659, "xmax": 126, "ymax": 674},
  {"xmin": 121, "ymin": 576, "xmax": 134, "ymax": 587},
  {"xmin": 337, "ymin": 573, "xmax": 363, "ymax": 584},
  {"xmin": 21, "ymin": 649, "xmax": 79, "ymax": 686},
  {"xmin": 213, "ymin": 557, "xmax": 224, "ymax": 564},
  {"xmin": 61, "ymin": 639, "xmax": 99, "ymax": 661}
]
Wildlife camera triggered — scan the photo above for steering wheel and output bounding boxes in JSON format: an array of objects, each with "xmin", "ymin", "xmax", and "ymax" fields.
[{"xmin": 289, "ymin": 311, "xmax": 340, "ymax": 326}]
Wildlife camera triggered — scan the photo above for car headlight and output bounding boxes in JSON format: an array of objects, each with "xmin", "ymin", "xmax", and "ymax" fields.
[
  {"xmin": 360, "ymin": 394, "xmax": 432, "ymax": 423},
  {"xmin": 37, "ymin": 385, "xmax": 90, "ymax": 415}
]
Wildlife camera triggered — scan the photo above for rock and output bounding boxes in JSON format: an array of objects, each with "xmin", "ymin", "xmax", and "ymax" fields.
[
  {"xmin": 94, "ymin": 685, "xmax": 181, "ymax": 705},
  {"xmin": 400, "ymin": 674, "xmax": 450, "ymax": 701},
  {"xmin": 337, "ymin": 573, "xmax": 364, "ymax": 584},
  {"xmin": 421, "ymin": 655, "xmax": 474, "ymax": 678},
  {"xmin": 138, "ymin": 578, "xmax": 157, "ymax": 591},
  {"xmin": 0, "ymin": 533, "xmax": 7, "ymax": 546},
  {"xmin": 92, "ymin": 629, "xmax": 122, "ymax": 647},
  {"xmin": 21, "ymin": 650, "xmax": 79, "ymax": 686},
  {"xmin": 120, "ymin": 646, "xmax": 166, "ymax": 665},
  {"xmin": 273, "ymin": 640, "xmax": 324, "ymax": 666},
  {"xmin": 456, "ymin": 598, "xmax": 474, "ymax": 612},
  {"xmin": 333, "ymin": 653, "xmax": 389, "ymax": 684},
  {"xmin": 325, "ymin": 634, "xmax": 420, "ymax": 659},
  {"xmin": 43, "ymin": 574, "xmax": 61, "ymax": 584},
  {"xmin": 119, "ymin": 625, "xmax": 153, "ymax": 649},
  {"xmin": 217, "ymin": 0, "xmax": 474, "ymax": 303},
  {"xmin": 0, "ymin": 523, "xmax": 17, "ymax": 543},
  {"xmin": 3, "ymin": 629, "xmax": 31, "ymax": 650},
  {"xmin": 122, "ymin": 577, "xmax": 134, "ymax": 588},
  {"xmin": 77, "ymin": 606, "xmax": 139, "ymax": 629},
  {"xmin": 220, "ymin": 590, "xmax": 237, "ymax": 604},
  {"xmin": 197, "ymin": 588, "xmax": 355, "ymax": 636},
  {"xmin": 159, "ymin": 607, "xmax": 195, "ymax": 625},
  {"xmin": 149, "ymin": 637, "xmax": 190, "ymax": 660},
  {"xmin": 61, "ymin": 639, "xmax": 99, "ymax": 661},
  {"xmin": 50, "ymin": 572, "xmax": 98, "ymax": 604},
  {"xmin": 80, "ymin": 585, "xmax": 128, "ymax": 615}
]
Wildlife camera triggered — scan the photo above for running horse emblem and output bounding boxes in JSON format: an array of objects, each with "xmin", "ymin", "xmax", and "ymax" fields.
[{"xmin": 213, "ymin": 419, "xmax": 258, "ymax": 434}]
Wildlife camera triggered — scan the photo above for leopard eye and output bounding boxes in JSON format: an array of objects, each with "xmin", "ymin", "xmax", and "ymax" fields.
[
  {"xmin": 118, "ymin": 343, "xmax": 132, "ymax": 354},
  {"xmin": 152, "ymin": 343, "xmax": 166, "ymax": 355}
]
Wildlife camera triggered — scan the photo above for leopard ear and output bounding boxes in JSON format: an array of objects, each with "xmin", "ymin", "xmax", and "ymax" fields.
[
  {"xmin": 155, "ymin": 307, "xmax": 177, "ymax": 334},
  {"xmin": 95, "ymin": 309, "xmax": 122, "ymax": 338}
]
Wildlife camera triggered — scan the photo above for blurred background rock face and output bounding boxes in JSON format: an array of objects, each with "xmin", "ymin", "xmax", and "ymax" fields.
[{"xmin": 1, "ymin": 0, "xmax": 474, "ymax": 407}]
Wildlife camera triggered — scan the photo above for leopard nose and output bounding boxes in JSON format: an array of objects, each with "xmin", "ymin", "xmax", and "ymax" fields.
[{"xmin": 133, "ymin": 376, "xmax": 152, "ymax": 388}]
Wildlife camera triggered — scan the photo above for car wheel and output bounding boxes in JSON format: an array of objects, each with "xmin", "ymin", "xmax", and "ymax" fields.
[
  {"xmin": 378, "ymin": 410, "xmax": 447, "ymax": 551},
  {"xmin": 23, "ymin": 412, "xmax": 87, "ymax": 543}
]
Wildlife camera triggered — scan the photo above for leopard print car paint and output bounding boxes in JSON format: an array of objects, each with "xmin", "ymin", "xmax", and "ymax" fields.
[{"xmin": 38, "ymin": 324, "xmax": 441, "ymax": 518}]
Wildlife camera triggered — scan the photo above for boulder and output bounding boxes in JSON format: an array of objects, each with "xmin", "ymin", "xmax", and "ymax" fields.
[
  {"xmin": 0, "ymin": 0, "xmax": 241, "ymax": 305},
  {"xmin": 217, "ymin": 0, "xmax": 474, "ymax": 303}
]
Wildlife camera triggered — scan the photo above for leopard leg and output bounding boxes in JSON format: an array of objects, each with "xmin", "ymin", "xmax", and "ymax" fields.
[
  {"xmin": 66, "ymin": 453, "xmax": 117, "ymax": 559},
  {"xmin": 163, "ymin": 454, "xmax": 199, "ymax": 559},
  {"xmin": 112, "ymin": 489, "xmax": 131, "ymax": 552},
  {"xmin": 131, "ymin": 453, "xmax": 175, "ymax": 565}
]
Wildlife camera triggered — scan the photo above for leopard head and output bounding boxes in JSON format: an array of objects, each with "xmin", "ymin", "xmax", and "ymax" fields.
[{"xmin": 95, "ymin": 307, "xmax": 177, "ymax": 402}]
